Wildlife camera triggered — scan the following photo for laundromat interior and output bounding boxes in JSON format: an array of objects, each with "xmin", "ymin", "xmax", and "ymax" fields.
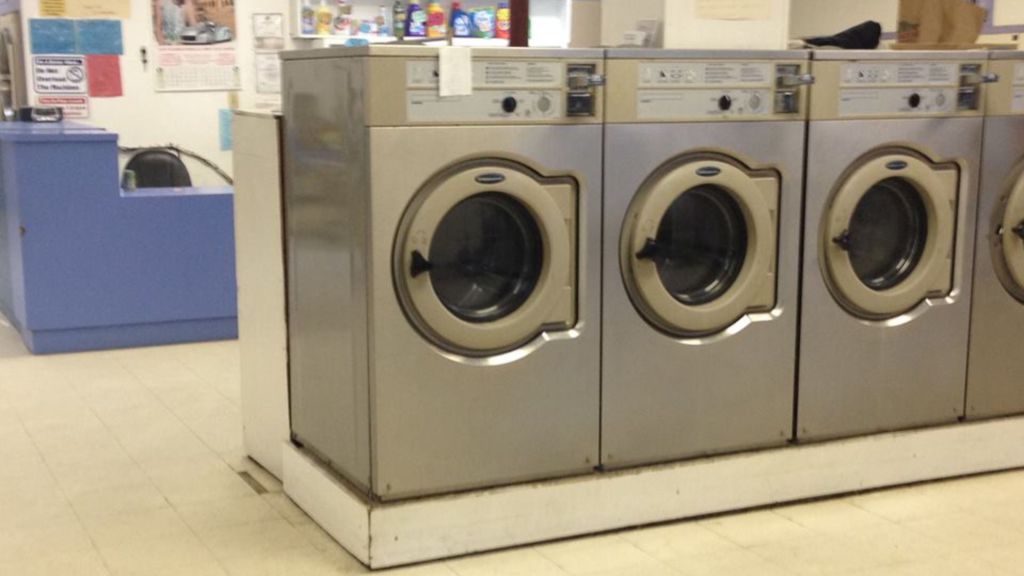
[{"xmin": 6, "ymin": 0, "xmax": 1024, "ymax": 574}]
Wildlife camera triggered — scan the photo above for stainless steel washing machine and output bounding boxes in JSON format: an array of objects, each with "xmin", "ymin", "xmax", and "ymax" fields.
[
  {"xmin": 797, "ymin": 50, "xmax": 994, "ymax": 441},
  {"xmin": 966, "ymin": 51, "xmax": 1024, "ymax": 419},
  {"xmin": 282, "ymin": 46, "xmax": 604, "ymax": 500},
  {"xmin": 601, "ymin": 50, "xmax": 812, "ymax": 469}
]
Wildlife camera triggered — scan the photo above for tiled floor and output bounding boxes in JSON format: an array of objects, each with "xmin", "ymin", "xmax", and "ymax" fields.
[{"xmin": 2, "ymin": 317, "xmax": 1024, "ymax": 575}]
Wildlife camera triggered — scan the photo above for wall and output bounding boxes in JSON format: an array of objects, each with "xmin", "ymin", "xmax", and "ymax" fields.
[
  {"xmin": 19, "ymin": 0, "xmax": 295, "ymax": 185},
  {"xmin": 570, "ymin": 0, "xmax": 600, "ymax": 47},
  {"xmin": 789, "ymin": 0, "xmax": 897, "ymax": 39},
  {"xmin": 600, "ymin": 0, "xmax": 663, "ymax": 46}
]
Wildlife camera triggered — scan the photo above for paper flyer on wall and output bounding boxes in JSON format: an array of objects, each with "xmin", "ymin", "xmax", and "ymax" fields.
[
  {"xmin": 31, "ymin": 54, "xmax": 90, "ymax": 118},
  {"xmin": 152, "ymin": 0, "xmax": 239, "ymax": 91},
  {"xmin": 252, "ymin": 13, "xmax": 284, "ymax": 103}
]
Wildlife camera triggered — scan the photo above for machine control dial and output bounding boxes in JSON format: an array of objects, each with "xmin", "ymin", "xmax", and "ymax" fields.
[
  {"xmin": 718, "ymin": 95, "xmax": 732, "ymax": 111},
  {"xmin": 501, "ymin": 96, "xmax": 518, "ymax": 113},
  {"xmin": 908, "ymin": 93, "xmax": 922, "ymax": 108},
  {"xmin": 934, "ymin": 92, "xmax": 946, "ymax": 108},
  {"xmin": 748, "ymin": 93, "xmax": 763, "ymax": 111},
  {"xmin": 536, "ymin": 94, "xmax": 552, "ymax": 113}
]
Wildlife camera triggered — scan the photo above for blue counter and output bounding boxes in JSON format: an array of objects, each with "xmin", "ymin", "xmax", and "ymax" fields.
[{"xmin": 0, "ymin": 122, "xmax": 237, "ymax": 354}]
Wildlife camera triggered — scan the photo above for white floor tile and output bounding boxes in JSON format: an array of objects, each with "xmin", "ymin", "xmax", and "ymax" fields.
[
  {"xmin": 535, "ymin": 534, "xmax": 658, "ymax": 575},
  {"xmin": 700, "ymin": 510, "xmax": 815, "ymax": 547},
  {"xmin": 665, "ymin": 548, "xmax": 794, "ymax": 576},
  {"xmin": 175, "ymin": 494, "xmax": 282, "ymax": 532},
  {"xmin": 198, "ymin": 518, "xmax": 311, "ymax": 561},
  {"xmin": 447, "ymin": 547, "xmax": 566, "ymax": 576},
  {"xmin": 96, "ymin": 531, "xmax": 217, "ymax": 575},
  {"xmin": 146, "ymin": 457, "xmax": 257, "ymax": 506},
  {"xmin": 0, "ymin": 550, "xmax": 111, "ymax": 576},
  {"xmin": 3, "ymin": 319, "xmax": 1024, "ymax": 576},
  {"xmin": 618, "ymin": 521, "xmax": 741, "ymax": 562}
]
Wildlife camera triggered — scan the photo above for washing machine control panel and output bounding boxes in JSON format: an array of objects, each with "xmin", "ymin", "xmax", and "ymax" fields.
[
  {"xmin": 402, "ymin": 58, "xmax": 602, "ymax": 123},
  {"xmin": 619, "ymin": 60, "xmax": 810, "ymax": 122},
  {"xmin": 831, "ymin": 61, "xmax": 994, "ymax": 118}
]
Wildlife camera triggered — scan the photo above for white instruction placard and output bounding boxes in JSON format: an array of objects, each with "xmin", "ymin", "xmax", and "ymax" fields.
[
  {"xmin": 439, "ymin": 46, "xmax": 473, "ymax": 97},
  {"xmin": 32, "ymin": 55, "xmax": 88, "ymax": 94}
]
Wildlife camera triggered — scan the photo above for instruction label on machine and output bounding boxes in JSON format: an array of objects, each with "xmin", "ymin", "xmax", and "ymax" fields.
[
  {"xmin": 407, "ymin": 60, "xmax": 564, "ymax": 89},
  {"xmin": 637, "ymin": 89, "xmax": 771, "ymax": 119},
  {"xmin": 638, "ymin": 62, "xmax": 772, "ymax": 87},
  {"xmin": 838, "ymin": 88, "xmax": 955, "ymax": 117},
  {"xmin": 1013, "ymin": 63, "xmax": 1024, "ymax": 113},
  {"xmin": 840, "ymin": 62, "xmax": 957, "ymax": 86}
]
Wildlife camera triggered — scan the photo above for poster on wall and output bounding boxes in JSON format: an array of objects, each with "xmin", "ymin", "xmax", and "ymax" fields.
[
  {"xmin": 152, "ymin": 0, "xmax": 240, "ymax": 91},
  {"xmin": 31, "ymin": 55, "xmax": 90, "ymax": 118}
]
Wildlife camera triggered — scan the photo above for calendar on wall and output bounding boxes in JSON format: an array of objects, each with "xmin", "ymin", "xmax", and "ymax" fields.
[{"xmin": 154, "ymin": 45, "xmax": 240, "ymax": 92}]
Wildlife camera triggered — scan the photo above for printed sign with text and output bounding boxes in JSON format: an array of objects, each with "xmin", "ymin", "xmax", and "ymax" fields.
[{"xmin": 33, "ymin": 55, "xmax": 88, "ymax": 93}]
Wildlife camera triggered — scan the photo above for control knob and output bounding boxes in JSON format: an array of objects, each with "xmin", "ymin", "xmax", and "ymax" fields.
[
  {"xmin": 536, "ymin": 94, "xmax": 552, "ymax": 113},
  {"xmin": 718, "ymin": 95, "xmax": 732, "ymax": 111},
  {"xmin": 502, "ymin": 96, "xmax": 518, "ymax": 113},
  {"xmin": 908, "ymin": 93, "xmax": 922, "ymax": 109}
]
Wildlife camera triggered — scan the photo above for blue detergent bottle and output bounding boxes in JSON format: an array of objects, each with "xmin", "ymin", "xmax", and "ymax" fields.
[
  {"xmin": 450, "ymin": 2, "xmax": 470, "ymax": 37},
  {"xmin": 406, "ymin": 1, "xmax": 426, "ymax": 37}
]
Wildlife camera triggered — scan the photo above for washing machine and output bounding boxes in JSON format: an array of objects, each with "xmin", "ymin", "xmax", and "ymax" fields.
[
  {"xmin": 797, "ymin": 51, "xmax": 994, "ymax": 441},
  {"xmin": 966, "ymin": 51, "xmax": 1024, "ymax": 419},
  {"xmin": 282, "ymin": 46, "xmax": 604, "ymax": 500},
  {"xmin": 601, "ymin": 50, "xmax": 812, "ymax": 469}
]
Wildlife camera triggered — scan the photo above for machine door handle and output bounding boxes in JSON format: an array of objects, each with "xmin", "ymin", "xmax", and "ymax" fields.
[
  {"xmin": 635, "ymin": 238, "xmax": 662, "ymax": 260},
  {"xmin": 1013, "ymin": 221, "xmax": 1024, "ymax": 240},
  {"xmin": 962, "ymin": 72, "xmax": 1000, "ymax": 85},
  {"xmin": 779, "ymin": 73, "xmax": 815, "ymax": 87},
  {"xmin": 410, "ymin": 250, "xmax": 433, "ymax": 277},
  {"xmin": 832, "ymin": 230, "xmax": 852, "ymax": 251}
]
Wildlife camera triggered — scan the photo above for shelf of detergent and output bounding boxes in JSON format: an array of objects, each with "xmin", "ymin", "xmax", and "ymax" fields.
[{"xmin": 298, "ymin": 0, "xmax": 512, "ymax": 41}]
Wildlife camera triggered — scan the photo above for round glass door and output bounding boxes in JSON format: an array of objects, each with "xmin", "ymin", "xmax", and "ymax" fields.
[
  {"xmin": 843, "ymin": 178, "xmax": 929, "ymax": 291},
  {"xmin": 994, "ymin": 172, "xmax": 1024, "ymax": 301},
  {"xmin": 427, "ymin": 193, "xmax": 543, "ymax": 323},
  {"xmin": 822, "ymin": 150, "xmax": 958, "ymax": 319},
  {"xmin": 396, "ymin": 161, "xmax": 576, "ymax": 356},
  {"xmin": 648, "ymin": 185, "xmax": 748, "ymax": 305},
  {"xmin": 622, "ymin": 155, "xmax": 779, "ymax": 337}
]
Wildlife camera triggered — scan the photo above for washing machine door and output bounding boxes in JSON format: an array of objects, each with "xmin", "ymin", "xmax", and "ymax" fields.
[
  {"xmin": 994, "ymin": 171, "xmax": 1024, "ymax": 301},
  {"xmin": 395, "ymin": 160, "xmax": 577, "ymax": 356},
  {"xmin": 822, "ymin": 150, "xmax": 959, "ymax": 319},
  {"xmin": 621, "ymin": 154, "xmax": 779, "ymax": 337}
]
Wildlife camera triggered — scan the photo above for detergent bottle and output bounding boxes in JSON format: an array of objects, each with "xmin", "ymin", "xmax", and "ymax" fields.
[
  {"xmin": 301, "ymin": 0, "xmax": 316, "ymax": 35},
  {"xmin": 393, "ymin": 0, "xmax": 407, "ymax": 40},
  {"xmin": 496, "ymin": 2, "xmax": 510, "ymax": 40},
  {"xmin": 406, "ymin": 1, "xmax": 426, "ymax": 37},
  {"xmin": 426, "ymin": 1, "xmax": 446, "ymax": 38},
  {"xmin": 315, "ymin": 0, "xmax": 334, "ymax": 35},
  {"xmin": 450, "ymin": 2, "xmax": 470, "ymax": 37}
]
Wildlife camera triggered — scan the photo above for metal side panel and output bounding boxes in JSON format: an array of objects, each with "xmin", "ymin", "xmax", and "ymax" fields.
[
  {"xmin": 283, "ymin": 56, "xmax": 373, "ymax": 492},
  {"xmin": 797, "ymin": 117, "xmax": 982, "ymax": 441},
  {"xmin": 966, "ymin": 117, "xmax": 1024, "ymax": 419},
  {"xmin": 601, "ymin": 121, "xmax": 803, "ymax": 469},
  {"xmin": 366, "ymin": 125, "xmax": 603, "ymax": 501}
]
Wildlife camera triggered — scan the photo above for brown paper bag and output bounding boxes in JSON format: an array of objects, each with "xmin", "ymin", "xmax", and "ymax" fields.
[
  {"xmin": 898, "ymin": 0, "xmax": 944, "ymax": 44},
  {"xmin": 899, "ymin": 0, "xmax": 986, "ymax": 45},
  {"xmin": 940, "ymin": 0, "xmax": 986, "ymax": 44}
]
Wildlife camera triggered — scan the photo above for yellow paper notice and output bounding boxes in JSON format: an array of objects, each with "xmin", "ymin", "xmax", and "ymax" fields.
[
  {"xmin": 40, "ymin": 0, "xmax": 67, "ymax": 17},
  {"xmin": 695, "ymin": 0, "xmax": 772, "ymax": 21},
  {"xmin": 66, "ymin": 0, "xmax": 131, "ymax": 19}
]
